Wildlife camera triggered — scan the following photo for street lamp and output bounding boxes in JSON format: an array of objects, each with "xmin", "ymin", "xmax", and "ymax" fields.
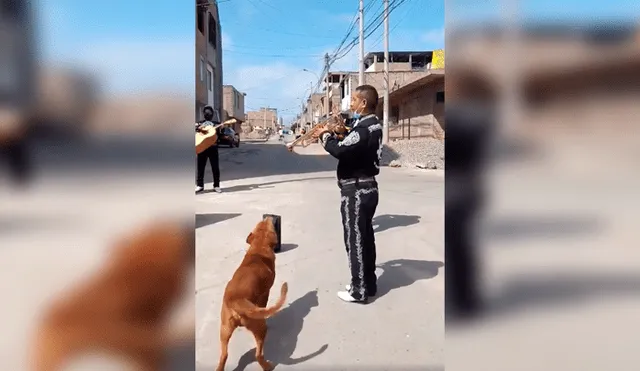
[
  {"xmin": 302, "ymin": 68, "xmax": 320, "ymax": 82},
  {"xmin": 301, "ymin": 69, "xmax": 321, "ymax": 128}
]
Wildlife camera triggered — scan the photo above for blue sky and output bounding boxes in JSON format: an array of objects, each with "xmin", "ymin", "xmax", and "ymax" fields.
[
  {"xmin": 38, "ymin": 0, "xmax": 443, "ymax": 119},
  {"xmin": 39, "ymin": 0, "xmax": 193, "ymax": 96},
  {"xmin": 219, "ymin": 0, "xmax": 444, "ymax": 121},
  {"xmin": 38, "ymin": 0, "xmax": 640, "ymax": 121}
]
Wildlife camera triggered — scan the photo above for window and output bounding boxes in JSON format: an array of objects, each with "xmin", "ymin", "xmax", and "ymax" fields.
[
  {"xmin": 199, "ymin": 57, "xmax": 205, "ymax": 82},
  {"xmin": 196, "ymin": 2, "xmax": 205, "ymax": 34},
  {"xmin": 207, "ymin": 69, "xmax": 213, "ymax": 91},
  {"xmin": 436, "ymin": 91, "xmax": 444, "ymax": 103},
  {"xmin": 208, "ymin": 14, "xmax": 217, "ymax": 48},
  {"xmin": 236, "ymin": 93, "xmax": 240, "ymax": 109},
  {"xmin": 391, "ymin": 105, "xmax": 399, "ymax": 125}
]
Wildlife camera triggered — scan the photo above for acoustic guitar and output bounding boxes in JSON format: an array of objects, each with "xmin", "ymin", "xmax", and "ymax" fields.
[{"xmin": 195, "ymin": 119, "xmax": 235, "ymax": 154}]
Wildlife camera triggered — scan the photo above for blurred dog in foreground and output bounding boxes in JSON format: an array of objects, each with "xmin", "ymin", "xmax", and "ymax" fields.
[
  {"xmin": 215, "ymin": 216, "xmax": 288, "ymax": 371},
  {"xmin": 31, "ymin": 221, "xmax": 195, "ymax": 371}
]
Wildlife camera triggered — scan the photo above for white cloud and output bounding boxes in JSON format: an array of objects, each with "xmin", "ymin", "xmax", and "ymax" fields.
[
  {"xmin": 226, "ymin": 61, "xmax": 323, "ymax": 120},
  {"xmin": 222, "ymin": 27, "xmax": 444, "ymax": 122},
  {"xmin": 330, "ymin": 48, "xmax": 359, "ymax": 72},
  {"xmin": 221, "ymin": 31, "xmax": 233, "ymax": 48}
]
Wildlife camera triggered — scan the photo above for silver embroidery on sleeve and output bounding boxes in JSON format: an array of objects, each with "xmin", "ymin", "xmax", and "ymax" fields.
[
  {"xmin": 338, "ymin": 131, "xmax": 361, "ymax": 147},
  {"xmin": 320, "ymin": 132, "xmax": 331, "ymax": 147},
  {"xmin": 368, "ymin": 123, "xmax": 382, "ymax": 133},
  {"xmin": 375, "ymin": 136, "xmax": 383, "ymax": 169}
]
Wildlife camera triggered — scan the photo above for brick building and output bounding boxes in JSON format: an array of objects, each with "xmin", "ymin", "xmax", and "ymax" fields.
[
  {"xmin": 388, "ymin": 70, "xmax": 444, "ymax": 140},
  {"xmin": 450, "ymin": 23, "xmax": 640, "ymax": 135},
  {"xmin": 245, "ymin": 107, "xmax": 278, "ymax": 131},
  {"xmin": 337, "ymin": 51, "xmax": 444, "ymax": 140},
  {"xmin": 222, "ymin": 85, "xmax": 245, "ymax": 133},
  {"xmin": 296, "ymin": 51, "xmax": 445, "ymax": 139},
  {"xmin": 195, "ymin": 0, "xmax": 223, "ymax": 122}
]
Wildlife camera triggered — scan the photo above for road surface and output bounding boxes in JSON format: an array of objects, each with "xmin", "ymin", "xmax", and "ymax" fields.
[{"xmin": 196, "ymin": 136, "xmax": 444, "ymax": 370}]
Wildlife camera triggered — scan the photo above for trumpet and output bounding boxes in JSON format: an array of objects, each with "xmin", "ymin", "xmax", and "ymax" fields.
[{"xmin": 286, "ymin": 110, "xmax": 349, "ymax": 152}]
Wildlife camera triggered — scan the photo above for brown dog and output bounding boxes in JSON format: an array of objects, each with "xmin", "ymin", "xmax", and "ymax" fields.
[
  {"xmin": 30, "ymin": 220, "xmax": 194, "ymax": 371},
  {"xmin": 215, "ymin": 216, "xmax": 288, "ymax": 371}
]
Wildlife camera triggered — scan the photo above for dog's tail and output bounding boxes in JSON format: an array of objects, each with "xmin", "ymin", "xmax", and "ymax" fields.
[{"xmin": 231, "ymin": 282, "xmax": 288, "ymax": 320}]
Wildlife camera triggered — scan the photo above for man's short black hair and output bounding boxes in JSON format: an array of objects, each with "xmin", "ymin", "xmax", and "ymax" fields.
[
  {"xmin": 203, "ymin": 105, "xmax": 214, "ymax": 114},
  {"xmin": 355, "ymin": 85, "xmax": 379, "ymax": 111}
]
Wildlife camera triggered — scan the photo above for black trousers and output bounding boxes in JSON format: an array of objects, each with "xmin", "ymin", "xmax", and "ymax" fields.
[
  {"xmin": 196, "ymin": 145, "xmax": 220, "ymax": 188},
  {"xmin": 339, "ymin": 180, "xmax": 379, "ymax": 301}
]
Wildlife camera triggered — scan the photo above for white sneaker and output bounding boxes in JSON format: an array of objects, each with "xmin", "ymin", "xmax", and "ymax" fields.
[
  {"xmin": 195, "ymin": 186, "xmax": 204, "ymax": 193},
  {"xmin": 345, "ymin": 284, "xmax": 376, "ymax": 296},
  {"xmin": 214, "ymin": 187, "xmax": 222, "ymax": 193},
  {"xmin": 337, "ymin": 291, "xmax": 367, "ymax": 304}
]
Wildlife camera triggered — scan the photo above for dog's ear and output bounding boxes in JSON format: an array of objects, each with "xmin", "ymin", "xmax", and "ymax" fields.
[{"xmin": 246, "ymin": 232, "xmax": 254, "ymax": 244}]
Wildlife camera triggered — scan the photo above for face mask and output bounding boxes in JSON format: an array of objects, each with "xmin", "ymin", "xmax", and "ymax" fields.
[
  {"xmin": 203, "ymin": 111, "xmax": 214, "ymax": 121},
  {"xmin": 352, "ymin": 102, "xmax": 365, "ymax": 119}
]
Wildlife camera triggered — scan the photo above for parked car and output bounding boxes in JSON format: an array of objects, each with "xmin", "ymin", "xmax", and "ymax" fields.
[{"xmin": 217, "ymin": 127, "xmax": 240, "ymax": 147}]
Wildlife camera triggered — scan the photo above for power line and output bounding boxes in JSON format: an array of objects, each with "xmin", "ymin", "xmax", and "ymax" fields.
[
  {"xmin": 369, "ymin": 0, "xmax": 417, "ymax": 50},
  {"xmin": 297, "ymin": 0, "xmax": 410, "ymax": 119},
  {"xmin": 330, "ymin": 0, "xmax": 396, "ymax": 59},
  {"xmin": 223, "ymin": 49, "xmax": 324, "ymax": 58},
  {"xmin": 332, "ymin": 0, "xmax": 409, "ymax": 61},
  {"xmin": 220, "ymin": 20, "xmax": 337, "ymax": 39},
  {"xmin": 221, "ymin": 42, "xmax": 334, "ymax": 50},
  {"xmin": 333, "ymin": 0, "xmax": 406, "ymax": 60},
  {"xmin": 299, "ymin": 0, "xmax": 378, "ymax": 101}
]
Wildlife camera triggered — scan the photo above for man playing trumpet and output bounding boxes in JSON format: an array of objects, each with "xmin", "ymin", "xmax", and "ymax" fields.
[{"xmin": 313, "ymin": 84, "xmax": 384, "ymax": 304}]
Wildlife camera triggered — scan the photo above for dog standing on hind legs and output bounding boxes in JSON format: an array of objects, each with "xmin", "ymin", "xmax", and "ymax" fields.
[{"xmin": 216, "ymin": 216, "xmax": 288, "ymax": 371}]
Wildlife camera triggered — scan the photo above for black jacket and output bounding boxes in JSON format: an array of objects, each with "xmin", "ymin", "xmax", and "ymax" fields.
[
  {"xmin": 321, "ymin": 114, "xmax": 383, "ymax": 180},
  {"xmin": 195, "ymin": 120, "xmax": 223, "ymax": 135}
]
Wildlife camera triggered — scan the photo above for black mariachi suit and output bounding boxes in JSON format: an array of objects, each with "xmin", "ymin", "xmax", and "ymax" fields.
[
  {"xmin": 320, "ymin": 114, "xmax": 384, "ymax": 301},
  {"xmin": 195, "ymin": 120, "xmax": 221, "ymax": 188}
]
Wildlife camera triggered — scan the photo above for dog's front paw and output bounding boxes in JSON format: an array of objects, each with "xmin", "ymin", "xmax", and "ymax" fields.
[{"xmin": 259, "ymin": 359, "xmax": 274, "ymax": 371}]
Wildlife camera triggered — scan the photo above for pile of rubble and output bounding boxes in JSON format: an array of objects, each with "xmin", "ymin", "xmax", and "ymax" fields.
[
  {"xmin": 241, "ymin": 128, "xmax": 269, "ymax": 140},
  {"xmin": 380, "ymin": 138, "xmax": 444, "ymax": 170}
]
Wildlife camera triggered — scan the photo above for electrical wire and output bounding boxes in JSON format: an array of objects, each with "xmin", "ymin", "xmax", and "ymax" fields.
[
  {"xmin": 223, "ymin": 49, "xmax": 324, "ymax": 58},
  {"xmin": 369, "ymin": 0, "xmax": 417, "ymax": 50},
  {"xmin": 332, "ymin": 0, "xmax": 409, "ymax": 61}
]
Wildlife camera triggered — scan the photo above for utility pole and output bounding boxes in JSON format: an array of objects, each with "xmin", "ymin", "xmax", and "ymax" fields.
[
  {"xmin": 382, "ymin": 0, "xmax": 390, "ymax": 144},
  {"xmin": 324, "ymin": 53, "xmax": 330, "ymax": 118},
  {"xmin": 309, "ymin": 81, "xmax": 314, "ymax": 126},
  {"xmin": 358, "ymin": 0, "xmax": 365, "ymax": 85},
  {"xmin": 263, "ymin": 106, "xmax": 267, "ymax": 129}
]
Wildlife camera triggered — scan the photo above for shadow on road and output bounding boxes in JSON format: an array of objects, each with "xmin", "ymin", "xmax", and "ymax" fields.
[
  {"xmin": 373, "ymin": 214, "xmax": 422, "ymax": 233},
  {"xmin": 220, "ymin": 176, "xmax": 335, "ymax": 193},
  {"xmin": 29, "ymin": 136, "xmax": 193, "ymax": 174},
  {"xmin": 208, "ymin": 143, "xmax": 337, "ymax": 183},
  {"xmin": 486, "ymin": 214, "xmax": 605, "ymax": 241},
  {"xmin": 0, "ymin": 214, "xmax": 75, "ymax": 236},
  {"xmin": 372, "ymin": 259, "xmax": 444, "ymax": 303},
  {"xmin": 278, "ymin": 243, "xmax": 299, "ymax": 253},
  {"xmin": 165, "ymin": 342, "xmax": 195, "ymax": 371},
  {"xmin": 487, "ymin": 273, "xmax": 640, "ymax": 319},
  {"xmin": 232, "ymin": 290, "xmax": 328, "ymax": 371},
  {"xmin": 196, "ymin": 213, "xmax": 242, "ymax": 229}
]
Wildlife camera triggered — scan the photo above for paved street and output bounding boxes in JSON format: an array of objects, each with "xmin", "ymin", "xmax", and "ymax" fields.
[
  {"xmin": 196, "ymin": 136, "xmax": 444, "ymax": 370},
  {"xmin": 0, "ymin": 135, "xmax": 196, "ymax": 371}
]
